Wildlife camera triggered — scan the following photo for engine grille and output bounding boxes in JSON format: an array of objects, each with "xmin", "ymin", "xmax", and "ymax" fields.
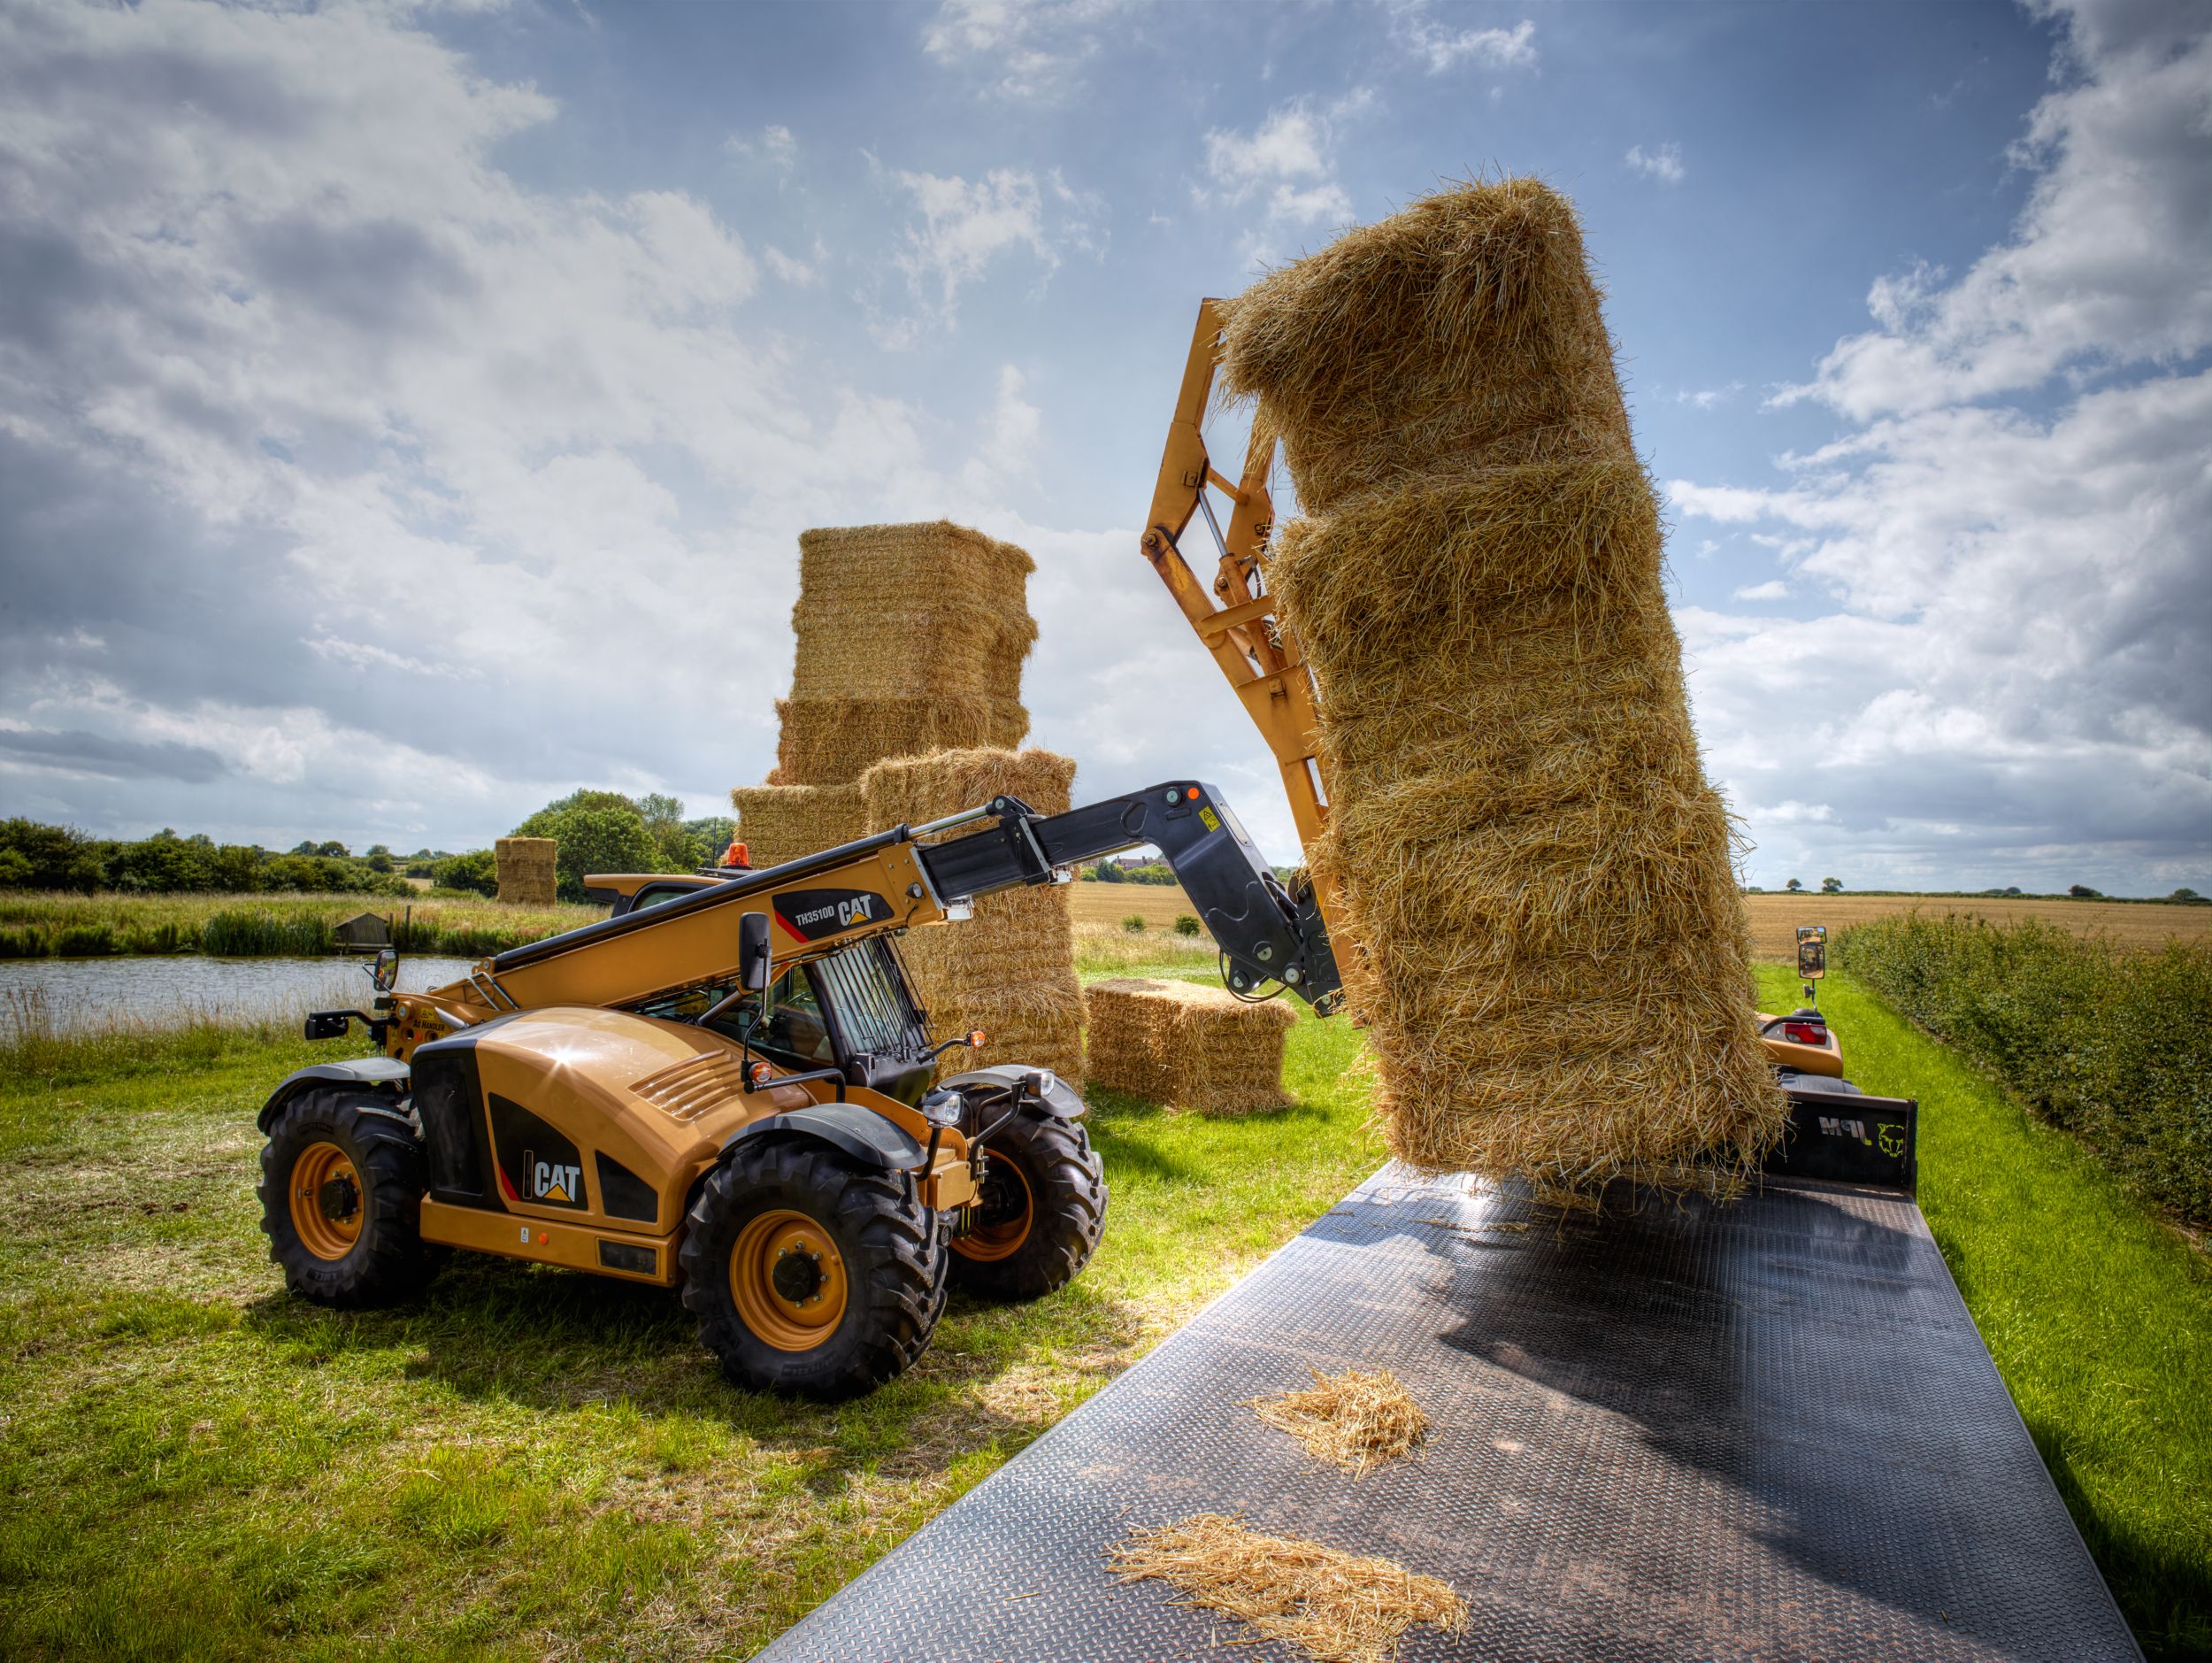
[{"xmin": 629, "ymin": 1051, "xmax": 749, "ymax": 1121}]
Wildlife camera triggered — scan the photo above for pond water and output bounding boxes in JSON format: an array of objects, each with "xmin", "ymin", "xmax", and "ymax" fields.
[{"xmin": 0, "ymin": 954, "xmax": 484, "ymax": 1037}]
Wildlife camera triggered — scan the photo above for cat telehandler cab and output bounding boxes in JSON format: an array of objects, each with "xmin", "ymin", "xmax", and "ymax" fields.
[{"xmin": 258, "ymin": 781, "xmax": 1338, "ymax": 1399}]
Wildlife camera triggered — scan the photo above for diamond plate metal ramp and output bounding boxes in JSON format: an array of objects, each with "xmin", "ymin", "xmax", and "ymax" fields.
[{"xmin": 758, "ymin": 1166, "xmax": 2139, "ymax": 1662}]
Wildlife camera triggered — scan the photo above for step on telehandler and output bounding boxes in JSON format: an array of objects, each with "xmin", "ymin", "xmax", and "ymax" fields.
[{"xmin": 259, "ymin": 782, "xmax": 1340, "ymax": 1398}]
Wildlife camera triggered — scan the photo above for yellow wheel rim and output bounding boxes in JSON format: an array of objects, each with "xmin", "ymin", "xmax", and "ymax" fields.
[
  {"xmin": 290, "ymin": 1141, "xmax": 364, "ymax": 1261},
  {"xmin": 730, "ymin": 1209, "xmax": 848, "ymax": 1352},
  {"xmin": 953, "ymin": 1156, "xmax": 1033, "ymax": 1264}
]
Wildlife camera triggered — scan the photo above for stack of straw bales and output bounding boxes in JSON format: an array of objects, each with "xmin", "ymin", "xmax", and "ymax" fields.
[
  {"xmin": 860, "ymin": 747, "xmax": 1084, "ymax": 1088},
  {"xmin": 733, "ymin": 521, "xmax": 1035, "ymax": 869},
  {"xmin": 1217, "ymin": 178, "xmax": 1782, "ymax": 1200},
  {"xmin": 1084, "ymin": 978, "xmax": 1293, "ymax": 1116},
  {"xmin": 495, "ymin": 837, "xmax": 557, "ymax": 906}
]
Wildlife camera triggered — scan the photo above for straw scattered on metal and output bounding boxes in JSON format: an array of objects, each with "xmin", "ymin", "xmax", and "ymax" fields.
[
  {"xmin": 1110, "ymin": 1513, "xmax": 1467, "ymax": 1663},
  {"xmin": 1248, "ymin": 1368, "xmax": 1428, "ymax": 1477}
]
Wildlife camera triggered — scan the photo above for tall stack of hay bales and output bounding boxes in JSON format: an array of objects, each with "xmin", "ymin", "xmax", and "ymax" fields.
[
  {"xmin": 495, "ymin": 837, "xmax": 557, "ymax": 906},
  {"xmin": 732, "ymin": 522, "xmax": 1035, "ymax": 868},
  {"xmin": 1218, "ymin": 178, "xmax": 1783, "ymax": 1200},
  {"xmin": 860, "ymin": 747, "xmax": 1085, "ymax": 1089}
]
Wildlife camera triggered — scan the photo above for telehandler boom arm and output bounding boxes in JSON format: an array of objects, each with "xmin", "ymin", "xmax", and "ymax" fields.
[
  {"xmin": 1141, "ymin": 301, "xmax": 1332, "ymax": 902},
  {"xmin": 407, "ymin": 780, "xmax": 1341, "ymax": 1033}
]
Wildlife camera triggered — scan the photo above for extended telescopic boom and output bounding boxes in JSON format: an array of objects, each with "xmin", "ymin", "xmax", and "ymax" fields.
[{"xmin": 409, "ymin": 781, "xmax": 1341, "ymax": 1029}]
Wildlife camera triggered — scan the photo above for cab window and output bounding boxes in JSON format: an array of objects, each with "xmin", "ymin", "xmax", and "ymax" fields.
[{"xmin": 647, "ymin": 967, "xmax": 833, "ymax": 1067}]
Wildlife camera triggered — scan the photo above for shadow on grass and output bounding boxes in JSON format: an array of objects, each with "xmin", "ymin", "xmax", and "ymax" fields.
[
  {"xmin": 2035, "ymin": 1422, "xmax": 2212, "ymax": 1661},
  {"xmin": 235, "ymin": 1250, "xmax": 1156, "ymax": 1465}
]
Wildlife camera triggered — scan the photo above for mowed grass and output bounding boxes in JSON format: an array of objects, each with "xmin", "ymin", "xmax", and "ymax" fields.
[
  {"xmin": 0, "ymin": 1002, "xmax": 1379, "ymax": 1659},
  {"xmin": 1755, "ymin": 966, "xmax": 2212, "ymax": 1658}
]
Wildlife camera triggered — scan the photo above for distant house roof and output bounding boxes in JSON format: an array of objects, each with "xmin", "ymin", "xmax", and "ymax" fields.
[{"xmin": 334, "ymin": 912, "xmax": 391, "ymax": 947}]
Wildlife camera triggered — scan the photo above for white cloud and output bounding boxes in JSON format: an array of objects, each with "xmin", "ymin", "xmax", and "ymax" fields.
[
  {"xmin": 1385, "ymin": 6, "xmax": 1536, "ymax": 75},
  {"xmin": 1625, "ymin": 142, "xmax": 1685, "ymax": 184},
  {"xmin": 726, "ymin": 122, "xmax": 797, "ymax": 173},
  {"xmin": 1198, "ymin": 96, "xmax": 1367, "ymax": 261},
  {"xmin": 1732, "ymin": 580, "xmax": 1789, "ymax": 602},
  {"xmin": 1676, "ymin": 381, "xmax": 1743, "ymax": 410},
  {"xmin": 879, "ymin": 166, "xmax": 1102, "ymax": 338},
  {"xmin": 1775, "ymin": 1, "xmax": 2212, "ymax": 420},
  {"xmin": 764, "ymin": 244, "xmax": 820, "ymax": 286},
  {"xmin": 0, "ymin": 0, "xmax": 1089, "ymax": 845},
  {"xmin": 919, "ymin": 0, "xmax": 1139, "ymax": 103},
  {"xmin": 1669, "ymin": 0, "xmax": 2212, "ymax": 889}
]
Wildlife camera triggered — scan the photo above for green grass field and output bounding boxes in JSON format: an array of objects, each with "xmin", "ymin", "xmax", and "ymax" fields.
[
  {"xmin": 1754, "ymin": 966, "xmax": 2212, "ymax": 1659},
  {"xmin": 0, "ymin": 968, "xmax": 2201, "ymax": 1657},
  {"xmin": 0, "ymin": 987, "xmax": 1378, "ymax": 1659}
]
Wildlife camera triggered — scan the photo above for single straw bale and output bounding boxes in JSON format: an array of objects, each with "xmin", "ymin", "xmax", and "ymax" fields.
[
  {"xmin": 729, "ymin": 784, "xmax": 868, "ymax": 871},
  {"xmin": 1218, "ymin": 178, "xmax": 1783, "ymax": 1201},
  {"xmin": 1109, "ymin": 1513, "xmax": 1467, "ymax": 1663},
  {"xmin": 1084, "ymin": 978, "xmax": 1293, "ymax": 1117},
  {"xmin": 774, "ymin": 695, "xmax": 1029, "ymax": 786},
  {"xmin": 1217, "ymin": 175, "xmax": 1632, "ymax": 512},
  {"xmin": 495, "ymin": 837, "xmax": 557, "ymax": 906},
  {"xmin": 789, "ymin": 521, "xmax": 1037, "ymax": 704},
  {"xmin": 859, "ymin": 747, "xmax": 1084, "ymax": 1086}
]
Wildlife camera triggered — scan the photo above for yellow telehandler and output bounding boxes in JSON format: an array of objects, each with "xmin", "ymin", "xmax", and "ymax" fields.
[{"xmin": 260, "ymin": 781, "xmax": 1335, "ymax": 1399}]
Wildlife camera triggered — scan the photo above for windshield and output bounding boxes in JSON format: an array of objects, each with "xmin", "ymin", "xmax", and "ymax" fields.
[{"xmin": 628, "ymin": 938, "xmax": 924, "ymax": 1066}]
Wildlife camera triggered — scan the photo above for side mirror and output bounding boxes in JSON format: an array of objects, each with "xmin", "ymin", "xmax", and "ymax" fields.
[
  {"xmin": 739, "ymin": 912, "xmax": 772, "ymax": 992},
  {"xmin": 1796, "ymin": 925, "xmax": 1827, "ymax": 981},
  {"xmin": 367, "ymin": 945, "xmax": 400, "ymax": 994}
]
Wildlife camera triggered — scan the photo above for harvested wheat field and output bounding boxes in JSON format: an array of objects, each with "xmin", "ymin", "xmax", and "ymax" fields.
[
  {"xmin": 1220, "ymin": 177, "xmax": 1782, "ymax": 1201},
  {"xmin": 1070, "ymin": 882, "xmax": 1194, "ymax": 928},
  {"xmin": 1085, "ymin": 977, "xmax": 1293, "ymax": 1115},
  {"xmin": 1743, "ymin": 893, "xmax": 2211, "ymax": 959},
  {"xmin": 1110, "ymin": 1513, "xmax": 1467, "ymax": 1663},
  {"xmin": 861, "ymin": 747, "xmax": 1084, "ymax": 1086},
  {"xmin": 726, "ymin": 783, "xmax": 867, "ymax": 870},
  {"xmin": 1248, "ymin": 1368, "xmax": 1428, "ymax": 1477}
]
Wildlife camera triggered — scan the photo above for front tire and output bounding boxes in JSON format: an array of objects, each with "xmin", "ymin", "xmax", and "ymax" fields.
[
  {"xmin": 257, "ymin": 1089, "xmax": 439, "ymax": 1308},
  {"xmin": 680, "ymin": 1139, "xmax": 946, "ymax": 1400},
  {"xmin": 949, "ymin": 1108, "xmax": 1106, "ymax": 1301}
]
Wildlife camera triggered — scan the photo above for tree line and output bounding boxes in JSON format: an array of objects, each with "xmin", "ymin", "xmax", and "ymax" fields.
[{"xmin": 0, "ymin": 791, "xmax": 737, "ymax": 905}]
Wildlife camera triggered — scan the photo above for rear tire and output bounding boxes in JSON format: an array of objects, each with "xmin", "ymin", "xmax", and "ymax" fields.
[
  {"xmin": 257, "ymin": 1089, "xmax": 439, "ymax": 1308},
  {"xmin": 949, "ymin": 1108, "xmax": 1106, "ymax": 1301},
  {"xmin": 681, "ymin": 1138, "xmax": 946, "ymax": 1400}
]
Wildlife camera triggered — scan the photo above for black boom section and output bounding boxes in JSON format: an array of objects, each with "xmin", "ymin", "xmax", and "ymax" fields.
[{"xmin": 918, "ymin": 781, "xmax": 1342, "ymax": 1012}]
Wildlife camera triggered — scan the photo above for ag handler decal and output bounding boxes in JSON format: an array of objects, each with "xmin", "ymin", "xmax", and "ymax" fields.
[{"xmin": 774, "ymin": 888, "xmax": 888, "ymax": 943}]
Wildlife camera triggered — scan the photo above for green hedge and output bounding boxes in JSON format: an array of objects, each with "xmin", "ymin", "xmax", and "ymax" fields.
[{"xmin": 1833, "ymin": 914, "xmax": 2212, "ymax": 1226}]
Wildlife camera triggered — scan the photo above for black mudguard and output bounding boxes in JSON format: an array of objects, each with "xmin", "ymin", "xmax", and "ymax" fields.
[
  {"xmin": 724, "ymin": 1104, "xmax": 926, "ymax": 1172},
  {"xmin": 256, "ymin": 1056, "xmax": 414, "ymax": 1135},
  {"xmin": 941, "ymin": 1065, "xmax": 1087, "ymax": 1120}
]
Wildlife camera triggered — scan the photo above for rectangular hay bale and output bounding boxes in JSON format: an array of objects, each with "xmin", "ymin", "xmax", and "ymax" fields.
[
  {"xmin": 1084, "ymin": 977, "xmax": 1293, "ymax": 1117},
  {"xmin": 729, "ymin": 784, "xmax": 869, "ymax": 871},
  {"xmin": 860, "ymin": 747, "xmax": 1083, "ymax": 1087},
  {"xmin": 1218, "ymin": 177, "xmax": 1783, "ymax": 1199},
  {"xmin": 495, "ymin": 836, "xmax": 557, "ymax": 907},
  {"xmin": 774, "ymin": 695, "xmax": 1029, "ymax": 786}
]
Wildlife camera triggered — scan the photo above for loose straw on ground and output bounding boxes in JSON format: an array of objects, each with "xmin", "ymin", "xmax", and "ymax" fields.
[
  {"xmin": 1248, "ymin": 1368, "xmax": 1428, "ymax": 1477},
  {"xmin": 1110, "ymin": 1513, "xmax": 1467, "ymax": 1663}
]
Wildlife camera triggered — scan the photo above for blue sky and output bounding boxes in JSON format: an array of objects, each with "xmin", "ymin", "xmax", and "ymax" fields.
[{"xmin": 0, "ymin": 0, "xmax": 2204, "ymax": 892}]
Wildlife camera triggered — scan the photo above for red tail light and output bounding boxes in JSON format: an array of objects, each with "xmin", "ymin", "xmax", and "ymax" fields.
[{"xmin": 1784, "ymin": 1020, "xmax": 1829, "ymax": 1046}]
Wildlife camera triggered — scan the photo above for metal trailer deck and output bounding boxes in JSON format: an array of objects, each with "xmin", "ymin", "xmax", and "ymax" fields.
[{"xmin": 759, "ymin": 1165, "xmax": 2139, "ymax": 1663}]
